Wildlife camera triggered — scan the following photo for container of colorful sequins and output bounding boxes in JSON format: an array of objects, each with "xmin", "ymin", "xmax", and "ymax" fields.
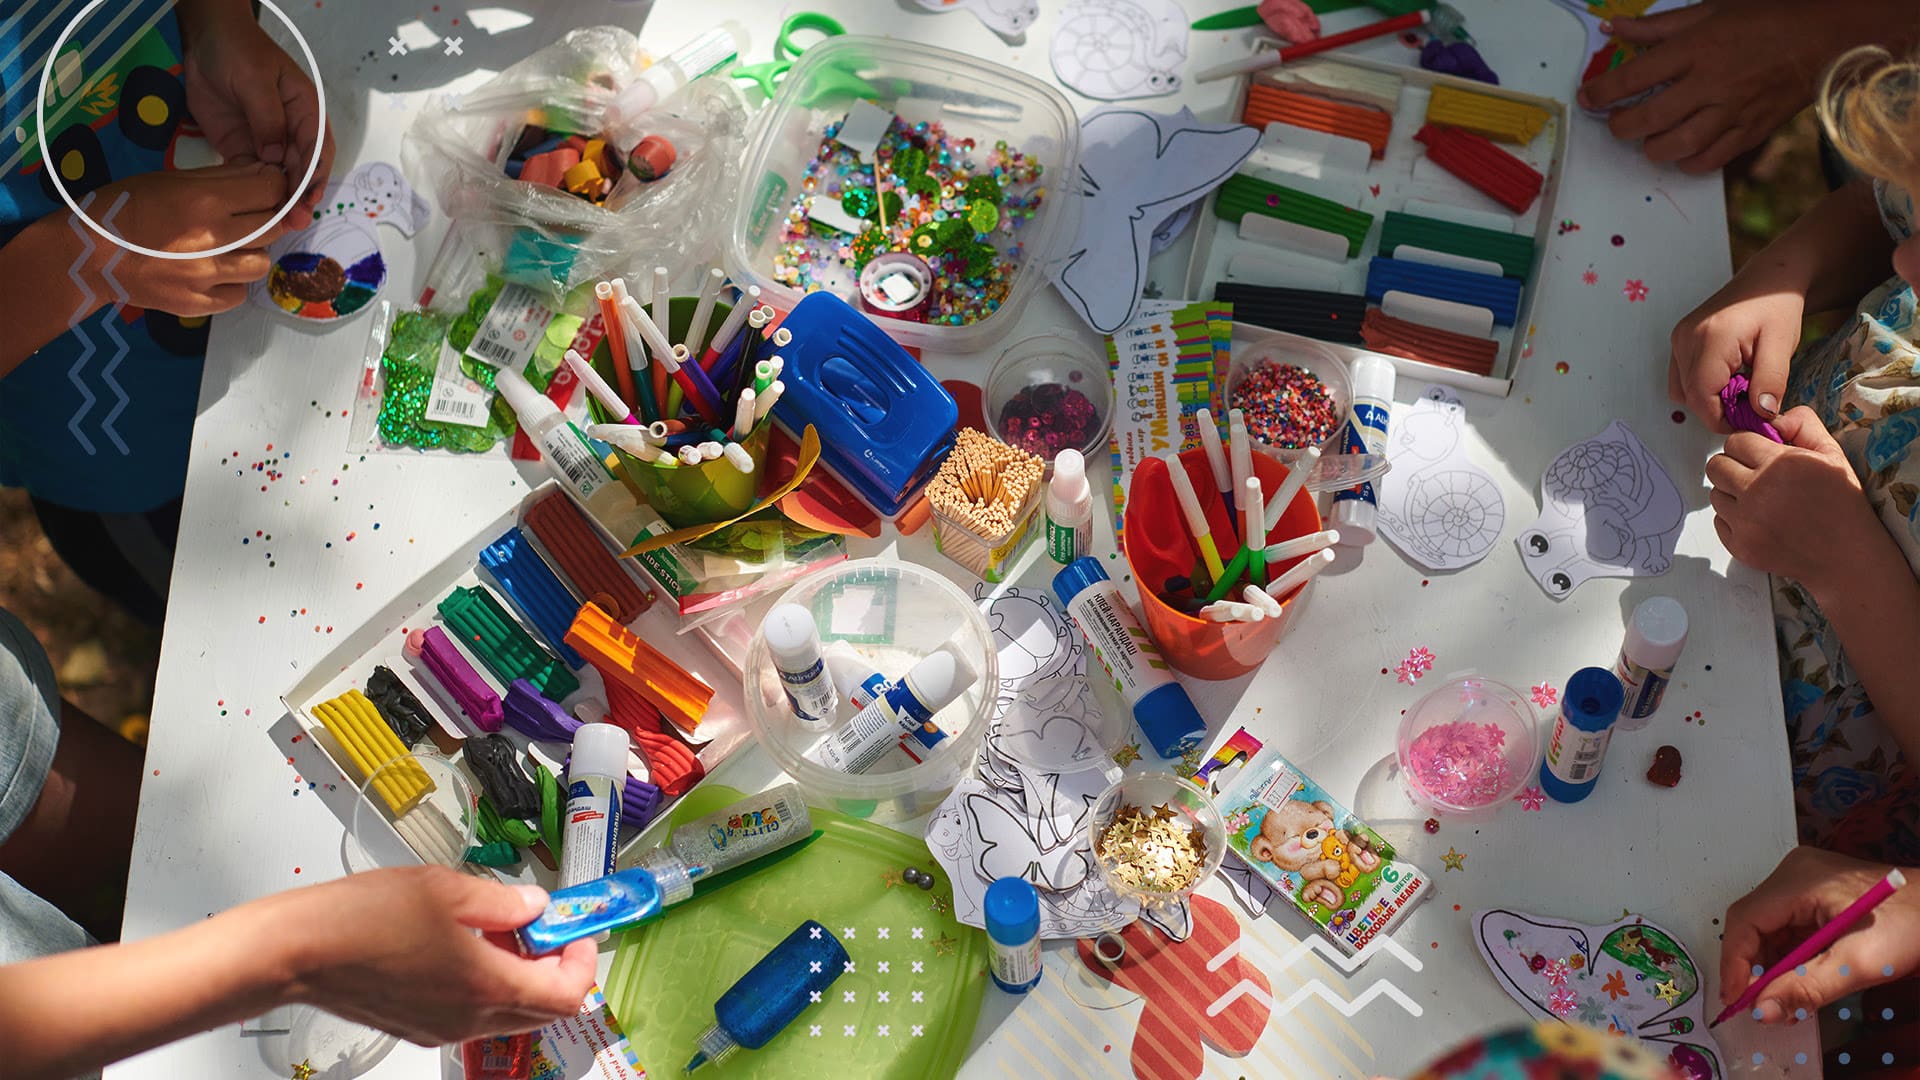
[
  {"xmin": 985, "ymin": 333, "xmax": 1113, "ymax": 461},
  {"xmin": 727, "ymin": 36, "xmax": 1081, "ymax": 353},
  {"xmin": 1227, "ymin": 333, "xmax": 1352, "ymax": 456}
]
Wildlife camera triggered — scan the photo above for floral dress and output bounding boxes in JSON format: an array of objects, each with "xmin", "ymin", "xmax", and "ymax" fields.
[{"xmin": 1775, "ymin": 178, "xmax": 1920, "ymax": 865}]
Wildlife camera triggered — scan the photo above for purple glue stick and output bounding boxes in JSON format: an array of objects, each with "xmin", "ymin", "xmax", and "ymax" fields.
[{"xmin": 408, "ymin": 626, "xmax": 505, "ymax": 733}]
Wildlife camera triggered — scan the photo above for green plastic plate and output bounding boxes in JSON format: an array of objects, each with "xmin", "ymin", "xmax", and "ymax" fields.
[{"xmin": 603, "ymin": 786, "xmax": 988, "ymax": 1079}]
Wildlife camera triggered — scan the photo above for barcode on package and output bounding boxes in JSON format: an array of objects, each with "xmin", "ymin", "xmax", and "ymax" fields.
[
  {"xmin": 423, "ymin": 340, "xmax": 491, "ymax": 427},
  {"xmin": 546, "ymin": 431, "xmax": 605, "ymax": 496},
  {"xmin": 465, "ymin": 283, "xmax": 552, "ymax": 371}
]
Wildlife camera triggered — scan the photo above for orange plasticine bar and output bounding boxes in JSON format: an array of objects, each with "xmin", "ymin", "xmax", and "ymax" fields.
[
  {"xmin": 1242, "ymin": 85, "xmax": 1392, "ymax": 158},
  {"xmin": 565, "ymin": 600, "xmax": 714, "ymax": 732}
]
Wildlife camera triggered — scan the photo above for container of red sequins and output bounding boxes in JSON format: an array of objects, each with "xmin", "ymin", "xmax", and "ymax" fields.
[{"xmin": 985, "ymin": 333, "xmax": 1113, "ymax": 462}]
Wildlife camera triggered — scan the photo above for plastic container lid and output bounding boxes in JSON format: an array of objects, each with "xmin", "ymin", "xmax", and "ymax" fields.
[
  {"xmin": 1625, "ymin": 596, "xmax": 1688, "ymax": 669},
  {"xmin": 1560, "ymin": 667, "xmax": 1625, "ymax": 732},
  {"xmin": 763, "ymin": 603, "xmax": 823, "ymax": 669},
  {"xmin": 570, "ymin": 722, "xmax": 631, "ymax": 782},
  {"xmin": 983, "ymin": 877, "xmax": 1039, "ymax": 946}
]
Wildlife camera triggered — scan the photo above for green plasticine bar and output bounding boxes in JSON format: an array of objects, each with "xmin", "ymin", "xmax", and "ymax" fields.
[
  {"xmin": 1214, "ymin": 175, "xmax": 1372, "ymax": 256},
  {"xmin": 478, "ymin": 795, "xmax": 540, "ymax": 848},
  {"xmin": 1379, "ymin": 212, "xmax": 1536, "ymax": 280},
  {"xmin": 438, "ymin": 585, "xmax": 579, "ymax": 701},
  {"xmin": 537, "ymin": 762, "xmax": 564, "ymax": 855}
]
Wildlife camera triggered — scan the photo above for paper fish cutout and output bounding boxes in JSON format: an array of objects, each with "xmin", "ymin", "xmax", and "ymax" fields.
[
  {"xmin": 1378, "ymin": 390, "xmax": 1506, "ymax": 571},
  {"xmin": 910, "ymin": 0, "xmax": 1038, "ymax": 37},
  {"xmin": 1054, "ymin": 108, "xmax": 1258, "ymax": 333},
  {"xmin": 255, "ymin": 162, "xmax": 429, "ymax": 322},
  {"xmin": 1518, "ymin": 420, "xmax": 1681, "ymax": 599},
  {"xmin": 1051, "ymin": 0, "xmax": 1189, "ymax": 101},
  {"xmin": 1472, "ymin": 908, "xmax": 1724, "ymax": 1080}
]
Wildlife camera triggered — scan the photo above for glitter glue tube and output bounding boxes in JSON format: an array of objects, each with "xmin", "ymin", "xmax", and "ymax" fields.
[
  {"xmin": 558, "ymin": 722, "xmax": 628, "ymax": 890},
  {"xmin": 492, "ymin": 367, "xmax": 620, "ymax": 515},
  {"xmin": 985, "ymin": 877, "xmax": 1042, "ymax": 993},
  {"xmin": 805, "ymin": 647, "xmax": 974, "ymax": 773},
  {"xmin": 655, "ymin": 784, "xmax": 812, "ymax": 878},
  {"xmin": 1539, "ymin": 667, "xmax": 1626, "ymax": 804},
  {"xmin": 1612, "ymin": 597, "xmax": 1688, "ymax": 731},
  {"xmin": 1195, "ymin": 407, "xmax": 1234, "ymax": 519},
  {"xmin": 1052, "ymin": 557, "xmax": 1206, "ymax": 759},
  {"xmin": 684, "ymin": 920, "xmax": 847, "ymax": 1074},
  {"xmin": 1331, "ymin": 354, "xmax": 1395, "ymax": 544},
  {"xmin": 516, "ymin": 864, "xmax": 680, "ymax": 955},
  {"xmin": 1044, "ymin": 449, "xmax": 1093, "ymax": 566},
  {"xmin": 763, "ymin": 604, "xmax": 836, "ymax": 725}
]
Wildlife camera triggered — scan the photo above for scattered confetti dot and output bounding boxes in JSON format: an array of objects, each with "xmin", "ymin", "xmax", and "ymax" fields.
[
  {"xmin": 1424, "ymin": 817, "xmax": 1440, "ymax": 834},
  {"xmin": 1581, "ymin": 267, "xmax": 1598, "ymax": 286},
  {"xmin": 1531, "ymin": 682, "xmax": 1558, "ymax": 708},
  {"xmin": 1555, "ymin": 361, "xmax": 1570, "ymax": 374},
  {"xmin": 1395, "ymin": 646, "xmax": 1435, "ymax": 684},
  {"xmin": 1611, "ymin": 234, "xmax": 1624, "ymax": 246},
  {"xmin": 1623, "ymin": 279, "xmax": 1649, "ymax": 302},
  {"xmin": 1514, "ymin": 786, "xmax": 1545, "ymax": 811},
  {"xmin": 1672, "ymin": 410, "xmax": 1686, "ymax": 423}
]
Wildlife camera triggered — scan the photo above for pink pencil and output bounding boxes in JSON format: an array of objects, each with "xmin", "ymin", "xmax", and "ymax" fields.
[{"xmin": 1710, "ymin": 867, "xmax": 1907, "ymax": 1028}]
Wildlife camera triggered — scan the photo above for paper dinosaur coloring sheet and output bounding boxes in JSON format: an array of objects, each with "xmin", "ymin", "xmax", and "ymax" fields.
[
  {"xmin": 1055, "ymin": 108, "xmax": 1258, "ymax": 333},
  {"xmin": 1377, "ymin": 388, "xmax": 1507, "ymax": 571},
  {"xmin": 1050, "ymin": 0, "xmax": 1189, "ymax": 101},
  {"xmin": 1518, "ymin": 420, "xmax": 1682, "ymax": 599},
  {"xmin": 253, "ymin": 162, "xmax": 430, "ymax": 322},
  {"xmin": 910, "ymin": 0, "xmax": 1039, "ymax": 37},
  {"xmin": 1473, "ymin": 909, "xmax": 1724, "ymax": 1080}
]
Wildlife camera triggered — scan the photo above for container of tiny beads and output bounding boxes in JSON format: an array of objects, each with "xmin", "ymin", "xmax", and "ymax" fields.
[
  {"xmin": 1227, "ymin": 335, "xmax": 1351, "ymax": 455},
  {"xmin": 728, "ymin": 36, "xmax": 1080, "ymax": 353},
  {"xmin": 986, "ymin": 334, "xmax": 1113, "ymax": 461}
]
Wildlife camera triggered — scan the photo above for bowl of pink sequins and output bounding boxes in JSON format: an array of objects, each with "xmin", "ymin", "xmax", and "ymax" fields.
[
  {"xmin": 986, "ymin": 333, "xmax": 1113, "ymax": 462},
  {"xmin": 1397, "ymin": 674, "xmax": 1539, "ymax": 813}
]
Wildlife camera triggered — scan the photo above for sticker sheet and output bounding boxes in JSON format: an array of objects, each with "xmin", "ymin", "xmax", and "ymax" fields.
[
  {"xmin": 1378, "ymin": 386, "xmax": 1507, "ymax": 572},
  {"xmin": 1518, "ymin": 420, "xmax": 1682, "ymax": 599},
  {"xmin": 253, "ymin": 161, "xmax": 429, "ymax": 322}
]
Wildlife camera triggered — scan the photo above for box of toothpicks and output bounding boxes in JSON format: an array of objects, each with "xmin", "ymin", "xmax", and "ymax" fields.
[{"xmin": 927, "ymin": 428, "xmax": 1044, "ymax": 582}]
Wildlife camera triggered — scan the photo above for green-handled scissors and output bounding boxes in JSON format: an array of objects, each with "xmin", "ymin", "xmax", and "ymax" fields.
[{"xmin": 730, "ymin": 12, "xmax": 873, "ymax": 104}]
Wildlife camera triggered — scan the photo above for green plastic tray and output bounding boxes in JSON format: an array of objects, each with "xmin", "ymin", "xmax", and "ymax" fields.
[{"xmin": 603, "ymin": 786, "xmax": 988, "ymax": 1080}]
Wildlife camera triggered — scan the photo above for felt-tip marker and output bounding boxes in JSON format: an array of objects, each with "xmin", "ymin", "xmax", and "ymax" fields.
[
  {"xmin": 1160, "ymin": 450, "xmax": 1227, "ymax": 583},
  {"xmin": 1195, "ymin": 407, "xmax": 1234, "ymax": 522}
]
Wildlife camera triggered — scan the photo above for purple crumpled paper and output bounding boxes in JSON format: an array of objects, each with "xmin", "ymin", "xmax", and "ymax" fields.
[{"xmin": 1721, "ymin": 373, "xmax": 1783, "ymax": 443}]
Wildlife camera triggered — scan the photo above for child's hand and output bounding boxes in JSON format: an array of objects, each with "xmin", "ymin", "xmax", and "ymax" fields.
[
  {"xmin": 179, "ymin": 2, "xmax": 335, "ymax": 218},
  {"xmin": 89, "ymin": 163, "xmax": 293, "ymax": 316},
  {"xmin": 1668, "ymin": 278, "xmax": 1803, "ymax": 433},
  {"xmin": 1705, "ymin": 407, "xmax": 1886, "ymax": 592},
  {"xmin": 1720, "ymin": 846, "xmax": 1919, "ymax": 1022}
]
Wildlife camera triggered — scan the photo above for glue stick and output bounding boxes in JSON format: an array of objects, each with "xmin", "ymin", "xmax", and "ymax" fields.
[
  {"xmin": 1612, "ymin": 597, "xmax": 1688, "ymax": 731},
  {"xmin": 763, "ymin": 604, "xmax": 836, "ymax": 726},
  {"xmin": 985, "ymin": 877, "xmax": 1042, "ymax": 994},
  {"xmin": 1539, "ymin": 667, "xmax": 1626, "ymax": 803},
  {"xmin": 806, "ymin": 647, "xmax": 974, "ymax": 773},
  {"xmin": 1052, "ymin": 557, "xmax": 1206, "ymax": 759},
  {"xmin": 558, "ymin": 723, "xmax": 627, "ymax": 890},
  {"xmin": 1330, "ymin": 354, "xmax": 1395, "ymax": 544}
]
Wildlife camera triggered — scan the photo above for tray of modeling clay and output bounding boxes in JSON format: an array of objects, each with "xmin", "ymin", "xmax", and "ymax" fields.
[
  {"xmin": 280, "ymin": 482, "xmax": 752, "ymax": 887},
  {"xmin": 603, "ymin": 784, "xmax": 989, "ymax": 1080},
  {"xmin": 1183, "ymin": 52, "xmax": 1569, "ymax": 397}
]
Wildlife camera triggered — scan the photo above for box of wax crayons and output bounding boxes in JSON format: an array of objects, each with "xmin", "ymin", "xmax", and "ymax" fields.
[
  {"xmin": 1210, "ymin": 728, "xmax": 1432, "ymax": 956},
  {"xmin": 1185, "ymin": 53, "xmax": 1570, "ymax": 397},
  {"xmin": 281, "ymin": 482, "xmax": 754, "ymax": 885}
]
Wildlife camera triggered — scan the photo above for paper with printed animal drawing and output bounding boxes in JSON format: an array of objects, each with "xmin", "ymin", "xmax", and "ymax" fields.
[
  {"xmin": 1517, "ymin": 420, "xmax": 1683, "ymax": 599},
  {"xmin": 1050, "ymin": 0, "xmax": 1189, "ymax": 101},
  {"xmin": 1378, "ymin": 387, "xmax": 1507, "ymax": 572},
  {"xmin": 253, "ymin": 162, "xmax": 430, "ymax": 322},
  {"xmin": 1054, "ymin": 108, "xmax": 1257, "ymax": 334},
  {"xmin": 1473, "ymin": 909, "xmax": 1724, "ymax": 1080},
  {"xmin": 910, "ymin": 0, "xmax": 1037, "ymax": 37}
]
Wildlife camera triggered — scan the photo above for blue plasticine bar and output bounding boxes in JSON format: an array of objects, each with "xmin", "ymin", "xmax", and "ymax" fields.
[
  {"xmin": 1364, "ymin": 257, "xmax": 1523, "ymax": 327},
  {"xmin": 479, "ymin": 527, "xmax": 587, "ymax": 669}
]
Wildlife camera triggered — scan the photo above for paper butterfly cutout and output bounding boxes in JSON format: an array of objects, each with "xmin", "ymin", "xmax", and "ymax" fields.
[{"xmin": 254, "ymin": 161, "xmax": 429, "ymax": 322}]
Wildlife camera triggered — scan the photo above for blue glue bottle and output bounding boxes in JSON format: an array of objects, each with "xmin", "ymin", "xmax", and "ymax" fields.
[
  {"xmin": 984, "ymin": 877, "xmax": 1042, "ymax": 993},
  {"xmin": 1538, "ymin": 666, "xmax": 1626, "ymax": 803},
  {"xmin": 685, "ymin": 920, "xmax": 848, "ymax": 1073}
]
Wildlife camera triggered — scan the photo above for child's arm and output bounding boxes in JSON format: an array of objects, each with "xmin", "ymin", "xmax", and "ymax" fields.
[
  {"xmin": 1707, "ymin": 407, "xmax": 1920, "ymax": 765},
  {"xmin": 0, "ymin": 211, "xmax": 95, "ymax": 379},
  {"xmin": 0, "ymin": 867, "xmax": 597, "ymax": 1080},
  {"xmin": 1669, "ymin": 181, "xmax": 1891, "ymax": 432}
]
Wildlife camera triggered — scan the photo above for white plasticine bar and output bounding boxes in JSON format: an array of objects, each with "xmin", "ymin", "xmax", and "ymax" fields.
[
  {"xmin": 1402, "ymin": 197, "xmax": 1517, "ymax": 234},
  {"xmin": 1390, "ymin": 243, "xmax": 1505, "ymax": 279},
  {"xmin": 1237, "ymin": 215, "xmax": 1351, "ymax": 264},
  {"xmin": 1382, "ymin": 289, "xmax": 1497, "ymax": 338},
  {"xmin": 1226, "ymin": 252, "xmax": 1343, "ymax": 292},
  {"xmin": 1260, "ymin": 58, "xmax": 1403, "ymax": 113}
]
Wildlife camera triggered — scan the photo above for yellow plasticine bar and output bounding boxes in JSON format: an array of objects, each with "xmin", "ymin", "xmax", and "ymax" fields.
[
  {"xmin": 313, "ymin": 690, "xmax": 433, "ymax": 815},
  {"xmin": 1424, "ymin": 86, "xmax": 1549, "ymax": 144},
  {"xmin": 564, "ymin": 601, "xmax": 714, "ymax": 731}
]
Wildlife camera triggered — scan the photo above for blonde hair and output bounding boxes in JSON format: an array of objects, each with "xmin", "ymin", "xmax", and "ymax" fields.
[{"xmin": 1819, "ymin": 46, "xmax": 1920, "ymax": 185}]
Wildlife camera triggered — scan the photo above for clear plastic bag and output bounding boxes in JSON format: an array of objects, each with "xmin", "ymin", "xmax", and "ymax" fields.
[{"xmin": 403, "ymin": 26, "xmax": 750, "ymax": 302}]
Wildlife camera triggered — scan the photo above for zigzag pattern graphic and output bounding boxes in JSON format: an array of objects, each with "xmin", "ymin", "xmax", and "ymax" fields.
[
  {"xmin": 59, "ymin": 190, "xmax": 135, "ymax": 457},
  {"xmin": 95, "ymin": 191, "xmax": 131, "ymax": 454},
  {"xmin": 64, "ymin": 193, "xmax": 98, "ymax": 457},
  {"xmin": 1206, "ymin": 931, "xmax": 1426, "ymax": 1019}
]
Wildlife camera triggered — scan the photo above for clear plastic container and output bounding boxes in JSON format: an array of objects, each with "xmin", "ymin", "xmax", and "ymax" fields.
[
  {"xmin": 1397, "ymin": 675, "xmax": 1539, "ymax": 813},
  {"xmin": 746, "ymin": 559, "xmax": 998, "ymax": 821},
  {"xmin": 1228, "ymin": 335, "xmax": 1353, "ymax": 455},
  {"xmin": 986, "ymin": 333, "xmax": 1115, "ymax": 461},
  {"xmin": 929, "ymin": 484, "xmax": 1041, "ymax": 583},
  {"xmin": 346, "ymin": 753, "xmax": 477, "ymax": 871},
  {"xmin": 726, "ymin": 36, "xmax": 1081, "ymax": 353},
  {"xmin": 1087, "ymin": 772, "xmax": 1226, "ymax": 909}
]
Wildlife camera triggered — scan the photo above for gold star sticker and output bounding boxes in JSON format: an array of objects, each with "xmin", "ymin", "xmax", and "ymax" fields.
[
  {"xmin": 929, "ymin": 893, "xmax": 951, "ymax": 916},
  {"xmin": 1112, "ymin": 741, "xmax": 1141, "ymax": 768},
  {"xmin": 932, "ymin": 932, "xmax": 957, "ymax": 957},
  {"xmin": 291, "ymin": 1061, "xmax": 317, "ymax": 1080},
  {"xmin": 1152, "ymin": 803, "xmax": 1177, "ymax": 823},
  {"xmin": 1616, "ymin": 928, "xmax": 1646, "ymax": 960},
  {"xmin": 1653, "ymin": 979, "xmax": 1681, "ymax": 1004},
  {"xmin": 1441, "ymin": 847, "xmax": 1466, "ymax": 871},
  {"xmin": 881, "ymin": 869, "xmax": 904, "ymax": 890}
]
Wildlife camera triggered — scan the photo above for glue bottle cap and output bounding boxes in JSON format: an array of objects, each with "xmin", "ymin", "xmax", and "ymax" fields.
[
  {"xmin": 1050, "ymin": 449, "xmax": 1089, "ymax": 504},
  {"xmin": 569, "ymin": 722, "xmax": 630, "ymax": 784},
  {"xmin": 763, "ymin": 604, "xmax": 823, "ymax": 670},
  {"xmin": 492, "ymin": 366, "xmax": 559, "ymax": 430}
]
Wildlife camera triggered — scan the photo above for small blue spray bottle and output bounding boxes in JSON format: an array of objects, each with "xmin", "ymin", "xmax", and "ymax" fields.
[{"xmin": 685, "ymin": 920, "xmax": 847, "ymax": 1073}]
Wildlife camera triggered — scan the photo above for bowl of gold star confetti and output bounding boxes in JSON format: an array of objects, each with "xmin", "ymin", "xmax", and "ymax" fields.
[{"xmin": 1088, "ymin": 772, "xmax": 1225, "ymax": 908}]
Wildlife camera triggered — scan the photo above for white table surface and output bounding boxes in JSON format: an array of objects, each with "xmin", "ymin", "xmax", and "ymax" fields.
[{"xmin": 111, "ymin": 1, "xmax": 1817, "ymax": 1077}]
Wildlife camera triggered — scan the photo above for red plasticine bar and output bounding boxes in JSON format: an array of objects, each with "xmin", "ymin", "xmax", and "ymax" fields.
[
  {"xmin": 1414, "ymin": 123, "xmax": 1543, "ymax": 213},
  {"xmin": 600, "ymin": 680, "xmax": 705, "ymax": 795},
  {"xmin": 523, "ymin": 490, "xmax": 652, "ymax": 621},
  {"xmin": 1243, "ymin": 84, "xmax": 1392, "ymax": 158},
  {"xmin": 1361, "ymin": 308, "xmax": 1500, "ymax": 375},
  {"xmin": 565, "ymin": 601, "xmax": 714, "ymax": 731}
]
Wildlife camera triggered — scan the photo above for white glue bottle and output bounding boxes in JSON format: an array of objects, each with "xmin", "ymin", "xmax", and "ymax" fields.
[
  {"xmin": 1330, "ymin": 354, "xmax": 1396, "ymax": 545},
  {"xmin": 823, "ymin": 641, "xmax": 892, "ymax": 712},
  {"xmin": 559, "ymin": 722, "xmax": 629, "ymax": 890},
  {"xmin": 493, "ymin": 366, "xmax": 624, "ymax": 519},
  {"xmin": 763, "ymin": 604, "xmax": 836, "ymax": 726},
  {"xmin": 806, "ymin": 646, "xmax": 977, "ymax": 774},
  {"xmin": 1612, "ymin": 597, "xmax": 1689, "ymax": 731},
  {"xmin": 1045, "ymin": 449, "xmax": 1094, "ymax": 565}
]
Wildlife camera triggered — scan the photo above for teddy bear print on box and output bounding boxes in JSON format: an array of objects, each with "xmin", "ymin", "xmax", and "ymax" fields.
[{"xmin": 254, "ymin": 161, "xmax": 430, "ymax": 322}]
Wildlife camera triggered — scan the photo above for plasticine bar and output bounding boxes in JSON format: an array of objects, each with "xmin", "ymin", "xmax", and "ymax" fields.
[
  {"xmin": 1414, "ymin": 123, "xmax": 1543, "ymax": 213},
  {"xmin": 1261, "ymin": 58, "xmax": 1402, "ymax": 113},
  {"xmin": 1213, "ymin": 174, "xmax": 1374, "ymax": 257},
  {"xmin": 437, "ymin": 585, "xmax": 580, "ymax": 702},
  {"xmin": 478, "ymin": 527, "xmax": 588, "ymax": 669},
  {"xmin": 1364, "ymin": 257, "xmax": 1522, "ymax": 326},
  {"xmin": 414, "ymin": 625, "xmax": 507, "ymax": 733},
  {"xmin": 1242, "ymin": 84, "xmax": 1393, "ymax": 158},
  {"xmin": 596, "ymin": 677, "xmax": 706, "ymax": 796},
  {"xmin": 1379, "ymin": 211, "xmax": 1535, "ymax": 280},
  {"xmin": 1360, "ymin": 308, "xmax": 1500, "ymax": 375},
  {"xmin": 1423, "ymin": 86, "xmax": 1549, "ymax": 144},
  {"xmin": 502, "ymin": 678, "xmax": 582, "ymax": 743},
  {"xmin": 312, "ymin": 689, "xmax": 435, "ymax": 815},
  {"xmin": 364, "ymin": 665, "xmax": 433, "ymax": 748},
  {"xmin": 522, "ymin": 491, "xmax": 653, "ymax": 622},
  {"xmin": 566, "ymin": 601, "xmax": 714, "ymax": 732},
  {"xmin": 1213, "ymin": 283, "xmax": 1368, "ymax": 344}
]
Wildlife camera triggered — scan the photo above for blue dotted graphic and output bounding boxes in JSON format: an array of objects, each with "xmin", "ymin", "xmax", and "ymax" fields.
[
  {"xmin": 1885, "ymin": 1007, "xmax": 1896, "ymax": 1020},
  {"xmin": 1752, "ymin": 964, "xmax": 1765, "ymax": 977},
  {"xmin": 1753, "ymin": 1007, "xmax": 1766, "ymax": 1020},
  {"xmin": 1840, "ymin": 1053, "xmax": 1851, "ymax": 1065},
  {"xmin": 1885, "ymin": 964, "xmax": 1897, "ymax": 977},
  {"xmin": 1840, "ymin": 1007, "xmax": 1852, "ymax": 1020},
  {"xmin": 1752, "ymin": 1053, "xmax": 1765, "ymax": 1066},
  {"xmin": 1795, "ymin": 964, "xmax": 1808, "ymax": 976},
  {"xmin": 1795, "ymin": 1008, "xmax": 1807, "ymax": 1020},
  {"xmin": 1885, "ymin": 1053, "xmax": 1896, "ymax": 1066},
  {"xmin": 1839, "ymin": 964, "xmax": 1851, "ymax": 976},
  {"xmin": 1796, "ymin": 1053, "xmax": 1808, "ymax": 1065}
]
